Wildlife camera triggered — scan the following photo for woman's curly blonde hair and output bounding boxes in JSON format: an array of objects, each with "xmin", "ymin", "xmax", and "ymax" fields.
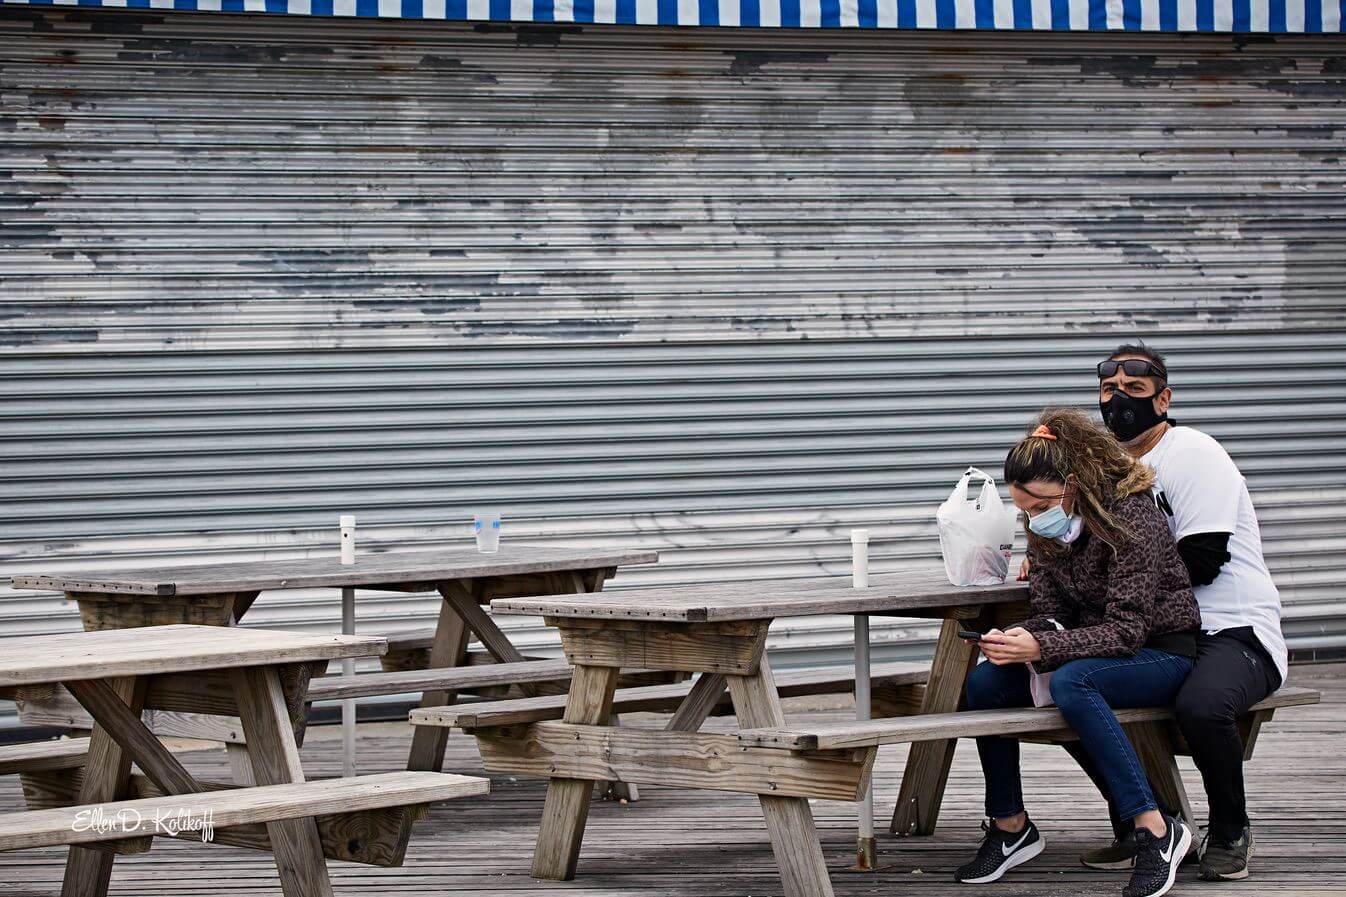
[{"xmin": 1004, "ymin": 407, "xmax": 1155, "ymax": 559}]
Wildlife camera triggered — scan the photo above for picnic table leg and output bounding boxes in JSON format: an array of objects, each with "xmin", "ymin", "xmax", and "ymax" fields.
[
  {"xmin": 60, "ymin": 676, "xmax": 146, "ymax": 897},
  {"xmin": 531, "ymin": 663, "xmax": 619, "ymax": 881},
  {"xmin": 440, "ymin": 581, "xmax": 539, "ymax": 684},
  {"xmin": 727, "ymin": 655, "xmax": 835, "ymax": 897},
  {"xmin": 1124, "ymin": 720, "xmax": 1195, "ymax": 826},
  {"xmin": 227, "ymin": 742, "xmax": 258, "ymax": 785},
  {"xmin": 1238, "ymin": 708, "xmax": 1275, "ymax": 761},
  {"xmin": 232, "ymin": 665, "xmax": 334, "ymax": 897},
  {"xmin": 405, "ymin": 598, "xmax": 472, "ymax": 773},
  {"xmin": 890, "ymin": 616, "xmax": 981, "ymax": 836},
  {"xmin": 227, "ymin": 591, "xmax": 263, "ymax": 625}
]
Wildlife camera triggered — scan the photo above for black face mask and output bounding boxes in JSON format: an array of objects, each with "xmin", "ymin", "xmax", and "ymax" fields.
[{"xmin": 1100, "ymin": 390, "xmax": 1167, "ymax": 442}]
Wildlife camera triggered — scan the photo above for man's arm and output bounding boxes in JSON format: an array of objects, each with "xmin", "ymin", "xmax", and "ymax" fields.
[
  {"xmin": 1155, "ymin": 430, "xmax": 1241, "ymax": 587},
  {"xmin": 1177, "ymin": 531, "xmax": 1232, "ymax": 587}
]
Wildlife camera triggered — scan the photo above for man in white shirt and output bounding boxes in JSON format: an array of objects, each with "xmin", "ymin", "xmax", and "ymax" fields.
[{"xmin": 1066, "ymin": 344, "xmax": 1286, "ymax": 882}]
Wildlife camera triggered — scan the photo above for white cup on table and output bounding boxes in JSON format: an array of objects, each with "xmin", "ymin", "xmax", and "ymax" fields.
[{"xmin": 473, "ymin": 512, "xmax": 502, "ymax": 553}]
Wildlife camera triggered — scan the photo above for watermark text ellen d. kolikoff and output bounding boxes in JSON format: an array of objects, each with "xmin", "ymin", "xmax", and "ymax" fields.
[{"xmin": 72, "ymin": 806, "xmax": 217, "ymax": 842}]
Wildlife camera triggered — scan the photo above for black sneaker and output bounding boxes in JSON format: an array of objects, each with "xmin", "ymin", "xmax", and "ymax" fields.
[
  {"xmin": 954, "ymin": 818, "xmax": 1045, "ymax": 884},
  {"xmin": 1082, "ymin": 829, "xmax": 1198, "ymax": 871},
  {"xmin": 1199, "ymin": 826, "xmax": 1254, "ymax": 881},
  {"xmin": 1123, "ymin": 814, "xmax": 1193, "ymax": 897},
  {"xmin": 1081, "ymin": 831, "xmax": 1140, "ymax": 870}
]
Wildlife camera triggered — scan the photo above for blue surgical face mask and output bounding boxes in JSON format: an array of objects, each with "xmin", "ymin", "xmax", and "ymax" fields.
[{"xmin": 1028, "ymin": 502, "xmax": 1077, "ymax": 540}]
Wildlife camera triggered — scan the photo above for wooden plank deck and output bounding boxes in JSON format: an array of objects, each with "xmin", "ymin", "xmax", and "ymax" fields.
[{"xmin": 2, "ymin": 667, "xmax": 1342, "ymax": 897}]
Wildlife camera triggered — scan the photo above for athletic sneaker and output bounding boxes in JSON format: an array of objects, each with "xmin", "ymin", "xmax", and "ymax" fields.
[
  {"xmin": 953, "ymin": 818, "xmax": 1045, "ymax": 884},
  {"xmin": 1199, "ymin": 826, "xmax": 1254, "ymax": 881},
  {"xmin": 1123, "ymin": 814, "xmax": 1193, "ymax": 897},
  {"xmin": 1081, "ymin": 831, "xmax": 1140, "ymax": 870},
  {"xmin": 1081, "ymin": 829, "xmax": 1198, "ymax": 870}
]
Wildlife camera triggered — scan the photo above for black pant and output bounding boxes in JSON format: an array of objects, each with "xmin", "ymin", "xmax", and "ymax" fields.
[{"xmin": 1065, "ymin": 628, "xmax": 1281, "ymax": 843}]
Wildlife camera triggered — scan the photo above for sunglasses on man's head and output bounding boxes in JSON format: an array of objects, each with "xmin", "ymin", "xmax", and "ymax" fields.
[{"xmin": 1097, "ymin": 358, "xmax": 1167, "ymax": 381}]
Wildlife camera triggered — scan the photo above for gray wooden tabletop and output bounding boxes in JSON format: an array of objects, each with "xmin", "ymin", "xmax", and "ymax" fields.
[
  {"xmin": 491, "ymin": 565, "xmax": 1028, "ymax": 622},
  {"xmin": 9, "ymin": 545, "xmax": 659, "ymax": 597},
  {"xmin": 0, "ymin": 624, "xmax": 387, "ymax": 688}
]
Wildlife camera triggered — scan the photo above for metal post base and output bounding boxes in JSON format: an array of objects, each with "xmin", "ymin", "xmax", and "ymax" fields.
[{"xmin": 843, "ymin": 836, "xmax": 890, "ymax": 872}]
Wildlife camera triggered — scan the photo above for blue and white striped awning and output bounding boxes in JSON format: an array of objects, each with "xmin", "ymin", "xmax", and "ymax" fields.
[{"xmin": 2, "ymin": 0, "xmax": 1343, "ymax": 31}]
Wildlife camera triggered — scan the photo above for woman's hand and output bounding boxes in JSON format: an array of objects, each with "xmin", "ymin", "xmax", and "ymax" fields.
[
  {"xmin": 1017, "ymin": 557, "xmax": 1031, "ymax": 581},
  {"xmin": 979, "ymin": 627, "xmax": 1042, "ymax": 665}
]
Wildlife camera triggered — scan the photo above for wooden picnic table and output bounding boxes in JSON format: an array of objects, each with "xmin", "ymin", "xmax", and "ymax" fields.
[
  {"xmin": 0, "ymin": 624, "xmax": 488, "ymax": 897},
  {"xmin": 480, "ymin": 566, "xmax": 1029, "ymax": 897},
  {"xmin": 10, "ymin": 545, "xmax": 657, "ymax": 772}
]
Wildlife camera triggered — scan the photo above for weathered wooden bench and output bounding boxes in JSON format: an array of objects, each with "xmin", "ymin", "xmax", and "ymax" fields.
[
  {"xmin": 412, "ymin": 659, "xmax": 931, "ymax": 730},
  {"xmin": 736, "ymin": 684, "xmax": 1323, "ymax": 829},
  {"xmin": 0, "ymin": 735, "xmax": 216, "ymax": 777},
  {"xmin": 14, "ymin": 657, "xmax": 673, "ymax": 740},
  {"xmin": 0, "ymin": 770, "xmax": 488, "ymax": 852},
  {"xmin": 0, "ymin": 734, "xmax": 220, "ymax": 814},
  {"xmin": 307, "ymin": 658, "xmax": 577, "ymax": 702},
  {"xmin": 306, "ymin": 657, "xmax": 675, "ymax": 702}
]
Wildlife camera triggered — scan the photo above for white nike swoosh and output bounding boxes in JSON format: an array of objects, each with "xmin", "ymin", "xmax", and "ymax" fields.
[
  {"xmin": 1002, "ymin": 828, "xmax": 1032, "ymax": 857},
  {"xmin": 1159, "ymin": 830, "xmax": 1179, "ymax": 863}
]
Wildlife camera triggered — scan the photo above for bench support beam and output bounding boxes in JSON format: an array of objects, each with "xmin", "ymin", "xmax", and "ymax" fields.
[
  {"xmin": 65, "ymin": 679, "xmax": 207, "ymax": 798},
  {"xmin": 477, "ymin": 722, "xmax": 872, "ymax": 800},
  {"xmin": 666, "ymin": 672, "xmax": 728, "ymax": 732},
  {"xmin": 439, "ymin": 582, "xmax": 541, "ymax": 695}
]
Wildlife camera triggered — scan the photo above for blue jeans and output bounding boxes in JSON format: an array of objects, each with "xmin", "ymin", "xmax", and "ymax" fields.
[{"xmin": 964, "ymin": 650, "xmax": 1194, "ymax": 822}]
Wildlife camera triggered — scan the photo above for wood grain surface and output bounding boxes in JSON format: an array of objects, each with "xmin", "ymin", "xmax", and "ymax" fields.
[
  {"xmin": 494, "ymin": 566, "xmax": 1025, "ymax": 622},
  {"xmin": 0, "ymin": 626, "xmax": 385, "ymax": 688},
  {"xmin": 11, "ymin": 546, "xmax": 657, "ymax": 597}
]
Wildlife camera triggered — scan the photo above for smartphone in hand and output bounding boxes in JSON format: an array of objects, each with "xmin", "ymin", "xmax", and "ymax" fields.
[{"xmin": 957, "ymin": 628, "xmax": 983, "ymax": 641}]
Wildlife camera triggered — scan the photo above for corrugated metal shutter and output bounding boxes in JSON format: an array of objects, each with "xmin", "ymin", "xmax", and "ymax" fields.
[{"xmin": 3, "ymin": 11, "xmax": 1344, "ymax": 726}]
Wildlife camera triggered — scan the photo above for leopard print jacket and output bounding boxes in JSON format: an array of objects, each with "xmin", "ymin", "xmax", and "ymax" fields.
[{"xmin": 1013, "ymin": 492, "xmax": 1201, "ymax": 673}]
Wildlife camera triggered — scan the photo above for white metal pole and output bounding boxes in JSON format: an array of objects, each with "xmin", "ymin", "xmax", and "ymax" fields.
[
  {"xmin": 340, "ymin": 514, "xmax": 357, "ymax": 778},
  {"xmin": 851, "ymin": 528, "xmax": 876, "ymax": 870}
]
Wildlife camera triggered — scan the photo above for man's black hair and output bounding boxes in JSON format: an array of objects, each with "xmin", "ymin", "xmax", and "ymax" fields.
[{"xmin": 1109, "ymin": 341, "xmax": 1168, "ymax": 382}]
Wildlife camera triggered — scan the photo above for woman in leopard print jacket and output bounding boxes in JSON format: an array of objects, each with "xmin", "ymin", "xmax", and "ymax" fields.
[{"xmin": 953, "ymin": 408, "xmax": 1201, "ymax": 897}]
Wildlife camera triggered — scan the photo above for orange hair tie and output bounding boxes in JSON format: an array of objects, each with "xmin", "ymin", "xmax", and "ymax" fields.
[{"xmin": 1031, "ymin": 424, "xmax": 1058, "ymax": 441}]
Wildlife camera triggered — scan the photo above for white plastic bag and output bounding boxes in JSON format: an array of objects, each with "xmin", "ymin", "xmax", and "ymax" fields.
[
  {"xmin": 1027, "ymin": 664, "xmax": 1055, "ymax": 707},
  {"xmin": 936, "ymin": 467, "xmax": 1016, "ymax": 587}
]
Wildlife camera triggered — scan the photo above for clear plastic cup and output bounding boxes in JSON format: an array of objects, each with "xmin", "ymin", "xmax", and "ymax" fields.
[{"xmin": 473, "ymin": 512, "xmax": 501, "ymax": 553}]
